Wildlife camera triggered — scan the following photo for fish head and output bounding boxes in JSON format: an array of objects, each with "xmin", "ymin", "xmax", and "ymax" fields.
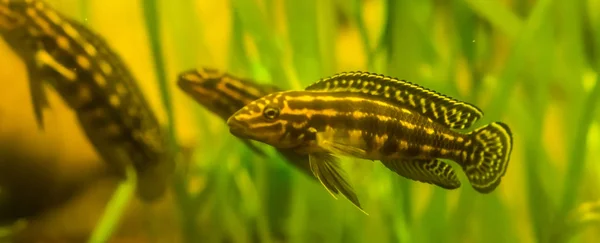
[
  {"xmin": 177, "ymin": 68, "xmax": 278, "ymax": 121},
  {"xmin": 227, "ymin": 91, "xmax": 306, "ymax": 149},
  {"xmin": 177, "ymin": 67, "xmax": 226, "ymax": 105},
  {"xmin": 0, "ymin": 0, "xmax": 29, "ymax": 32},
  {"xmin": 177, "ymin": 67, "xmax": 241, "ymax": 119}
]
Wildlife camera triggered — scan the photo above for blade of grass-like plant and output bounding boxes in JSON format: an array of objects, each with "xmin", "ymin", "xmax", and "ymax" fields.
[
  {"xmin": 447, "ymin": 189, "xmax": 476, "ymax": 242},
  {"xmin": 390, "ymin": 184, "xmax": 411, "ymax": 243},
  {"xmin": 140, "ymin": 1, "xmax": 191, "ymax": 242},
  {"xmin": 229, "ymin": 12, "xmax": 252, "ymax": 75},
  {"xmin": 164, "ymin": 1, "xmax": 214, "ymax": 242},
  {"xmin": 284, "ymin": 0, "xmax": 322, "ymax": 81},
  {"xmin": 235, "ymin": 146, "xmax": 272, "ymax": 243},
  {"xmin": 559, "ymin": 2, "xmax": 600, "ymax": 218},
  {"xmin": 445, "ymin": 5, "xmax": 490, "ymax": 238},
  {"xmin": 163, "ymin": 0, "xmax": 205, "ymax": 70},
  {"xmin": 352, "ymin": 0, "xmax": 373, "ymax": 71},
  {"xmin": 230, "ymin": 1, "xmax": 299, "ymax": 240},
  {"xmin": 452, "ymin": 1, "xmax": 478, "ymax": 67},
  {"xmin": 456, "ymin": 2, "xmax": 554, "ymax": 242},
  {"xmin": 385, "ymin": 0, "xmax": 426, "ymax": 81},
  {"xmin": 558, "ymin": 70, "xmax": 600, "ymax": 230},
  {"xmin": 464, "ymin": 0, "xmax": 523, "ymax": 39},
  {"xmin": 479, "ymin": 194, "xmax": 518, "ymax": 243},
  {"xmin": 141, "ymin": 0, "xmax": 176, "ymax": 145},
  {"xmin": 516, "ymin": 17, "xmax": 559, "ymax": 239},
  {"xmin": 548, "ymin": 3, "xmax": 600, "ymax": 240},
  {"xmin": 371, "ymin": 0, "xmax": 388, "ymax": 65},
  {"xmin": 79, "ymin": 0, "xmax": 90, "ymax": 22},
  {"xmin": 464, "ymin": 4, "xmax": 556, "ymax": 241},
  {"xmin": 230, "ymin": 0, "xmax": 289, "ymax": 88},
  {"xmin": 450, "ymin": 0, "xmax": 488, "ymax": 100},
  {"xmin": 474, "ymin": 0, "xmax": 553, "ymax": 120},
  {"xmin": 87, "ymin": 163, "xmax": 136, "ymax": 243},
  {"xmin": 415, "ymin": 189, "xmax": 447, "ymax": 243},
  {"xmin": 512, "ymin": 76, "xmax": 555, "ymax": 242},
  {"xmin": 383, "ymin": 0, "xmax": 415, "ymax": 228},
  {"xmin": 316, "ymin": 0, "xmax": 337, "ymax": 75}
]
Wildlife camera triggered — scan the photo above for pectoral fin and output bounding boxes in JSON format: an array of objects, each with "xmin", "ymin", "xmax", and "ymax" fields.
[
  {"xmin": 380, "ymin": 159, "xmax": 461, "ymax": 190},
  {"xmin": 309, "ymin": 153, "xmax": 367, "ymax": 214},
  {"xmin": 317, "ymin": 133, "xmax": 367, "ymax": 158}
]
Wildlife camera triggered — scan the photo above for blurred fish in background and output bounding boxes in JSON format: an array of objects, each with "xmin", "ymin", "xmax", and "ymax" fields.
[{"xmin": 0, "ymin": 0, "xmax": 174, "ymax": 202}]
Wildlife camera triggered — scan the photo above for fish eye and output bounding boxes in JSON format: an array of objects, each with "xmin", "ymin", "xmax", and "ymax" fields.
[{"xmin": 263, "ymin": 106, "xmax": 280, "ymax": 120}]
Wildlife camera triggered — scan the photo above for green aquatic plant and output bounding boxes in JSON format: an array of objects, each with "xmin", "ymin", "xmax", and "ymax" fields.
[{"xmin": 87, "ymin": 164, "xmax": 136, "ymax": 243}]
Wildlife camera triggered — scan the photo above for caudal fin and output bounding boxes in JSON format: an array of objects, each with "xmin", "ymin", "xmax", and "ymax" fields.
[{"xmin": 462, "ymin": 122, "xmax": 513, "ymax": 193}]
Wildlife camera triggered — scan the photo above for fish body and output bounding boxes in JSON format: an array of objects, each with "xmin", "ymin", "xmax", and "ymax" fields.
[
  {"xmin": 227, "ymin": 71, "xmax": 513, "ymax": 211},
  {"xmin": 0, "ymin": 0, "xmax": 172, "ymax": 202},
  {"xmin": 177, "ymin": 68, "xmax": 313, "ymax": 177}
]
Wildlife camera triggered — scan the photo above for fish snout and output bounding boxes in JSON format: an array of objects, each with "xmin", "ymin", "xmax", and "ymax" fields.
[
  {"xmin": 176, "ymin": 71, "xmax": 198, "ymax": 90},
  {"xmin": 227, "ymin": 115, "xmax": 248, "ymax": 138}
]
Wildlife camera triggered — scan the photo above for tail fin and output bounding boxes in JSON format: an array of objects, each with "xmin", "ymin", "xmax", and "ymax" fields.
[{"xmin": 462, "ymin": 122, "xmax": 513, "ymax": 193}]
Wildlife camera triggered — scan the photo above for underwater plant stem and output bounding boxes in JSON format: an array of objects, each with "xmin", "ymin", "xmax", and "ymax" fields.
[
  {"xmin": 353, "ymin": 0, "xmax": 374, "ymax": 71},
  {"xmin": 79, "ymin": 0, "xmax": 90, "ymax": 23},
  {"xmin": 560, "ymin": 75, "xmax": 600, "ymax": 216},
  {"xmin": 384, "ymin": 0, "xmax": 413, "ymax": 227},
  {"xmin": 478, "ymin": 0, "xmax": 553, "ymax": 120},
  {"xmin": 141, "ymin": 1, "xmax": 201, "ymax": 242},
  {"xmin": 172, "ymin": 175, "xmax": 202, "ymax": 242},
  {"xmin": 87, "ymin": 164, "xmax": 136, "ymax": 243},
  {"xmin": 141, "ymin": 0, "xmax": 177, "ymax": 146}
]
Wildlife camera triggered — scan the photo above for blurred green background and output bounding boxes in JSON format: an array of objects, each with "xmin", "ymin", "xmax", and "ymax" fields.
[{"xmin": 1, "ymin": 0, "xmax": 600, "ymax": 242}]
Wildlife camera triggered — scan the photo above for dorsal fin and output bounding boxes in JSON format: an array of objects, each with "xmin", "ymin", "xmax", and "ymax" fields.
[{"xmin": 305, "ymin": 71, "xmax": 484, "ymax": 129}]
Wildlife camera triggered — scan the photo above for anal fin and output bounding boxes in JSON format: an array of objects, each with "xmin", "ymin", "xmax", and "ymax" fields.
[
  {"xmin": 380, "ymin": 159, "xmax": 461, "ymax": 190},
  {"xmin": 309, "ymin": 153, "xmax": 367, "ymax": 214}
]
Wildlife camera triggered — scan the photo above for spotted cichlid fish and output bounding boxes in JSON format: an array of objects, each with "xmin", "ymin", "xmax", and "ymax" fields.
[
  {"xmin": 177, "ymin": 68, "xmax": 313, "ymax": 178},
  {"xmin": 0, "ymin": 0, "xmax": 173, "ymax": 202},
  {"xmin": 227, "ymin": 71, "xmax": 513, "ymax": 211}
]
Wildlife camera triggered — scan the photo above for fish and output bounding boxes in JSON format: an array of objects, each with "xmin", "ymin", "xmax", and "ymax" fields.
[
  {"xmin": 0, "ymin": 0, "xmax": 173, "ymax": 202},
  {"xmin": 227, "ymin": 71, "xmax": 513, "ymax": 211},
  {"xmin": 177, "ymin": 67, "xmax": 313, "ymax": 178}
]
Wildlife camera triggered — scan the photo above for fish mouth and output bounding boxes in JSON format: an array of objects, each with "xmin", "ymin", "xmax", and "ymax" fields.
[
  {"xmin": 226, "ymin": 116, "xmax": 248, "ymax": 138},
  {"xmin": 176, "ymin": 75, "xmax": 195, "ymax": 92}
]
